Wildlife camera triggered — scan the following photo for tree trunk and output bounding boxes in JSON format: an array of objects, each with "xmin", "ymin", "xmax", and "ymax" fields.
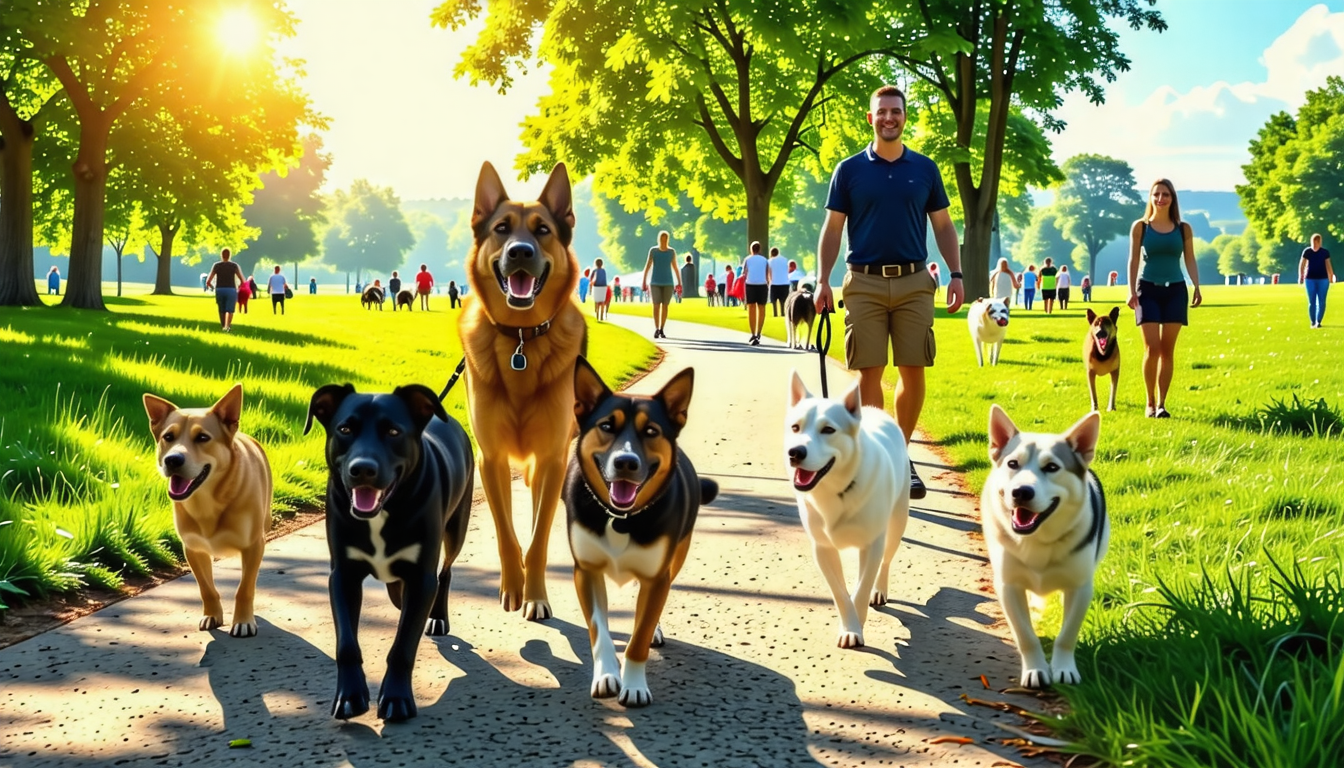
[
  {"xmin": 60, "ymin": 122, "xmax": 110, "ymax": 310},
  {"xmin": 0, "ymin": 124, "xmax": 40, "ymax": 306},
  {"xmin": 153, "ymin": 223, "xmax": 179, "ymax": 295},
  {"xmin": 960, "ymin": 197, "xmax": 994, "ymax": 302},
  {"xmin": 743, "ymin": 173, "xmax": 772, "ymax": 257},
  {"xmin": 115, "ymin": 244, "xmax": 123, "ymax": 297}
]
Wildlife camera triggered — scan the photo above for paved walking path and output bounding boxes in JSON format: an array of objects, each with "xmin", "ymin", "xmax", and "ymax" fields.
[{"xmin": 0, "ymin": 313, "xmax": 1049, "ymax": 768}]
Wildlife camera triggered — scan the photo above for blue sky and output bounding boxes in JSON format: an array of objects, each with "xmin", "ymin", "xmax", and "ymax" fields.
[{"xmin": 282, "ymin": 1, "xmax": 1344, "ymax": 199}]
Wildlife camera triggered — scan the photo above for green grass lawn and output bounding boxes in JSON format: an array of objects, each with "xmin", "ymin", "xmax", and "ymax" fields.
[
  {"xmin": 613, "ymin": 285, "xmax": 1344, "ymax": 766},
  {"xmin": 0, "ymin": 287, "xmax": 654, "ymax": 609}
]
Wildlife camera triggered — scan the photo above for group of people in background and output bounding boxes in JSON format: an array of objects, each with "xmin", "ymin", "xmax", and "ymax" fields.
[
  {"xmin": 354, "ymin": 265, "xmax": 444, "ymax": 310},
  {"xmin": 988, "ymin": 257, "xmax": 1088, "ymax": 313},
  {"xmin": 204, "ymin": 249, "xmax": 292, "ymax": 331}
]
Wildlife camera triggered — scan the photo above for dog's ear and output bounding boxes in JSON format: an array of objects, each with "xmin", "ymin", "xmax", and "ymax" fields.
[
  {"xmin": 1064, "ymin": 411, "xmax": 1101, "ymax": 467},
  {"xmin": 1086, "ymin": 308, "xmax": 1098, "ymax": 324},
  {"xmin": 143, "ymin": 393, "xmax": 178, "ymax": 432},
  {"xmin": 305, "ymin": 384, "xmax": 355, "ymax": 436},
  {"xmin": 573, "ymin": 356, "xmax": 613, "ymax": 421},
  {"xmin": 1108, "ymin": 306, "xmax": 1121, "ymax": 324},
  {"xmin": 654, "ymin": 367, "xmax": 695, "ymax": 431},
  {"xmin": 841, "ymin": 380, "xmax": 863, "ymax": 419},
  {"xmin": 393, "ymin": 385, "xmax": 448, "ymax": 433},
  {"xmin": 987, "ymin": 404, "xmax": 1019, "ymax": 463},
  {"xmin": 789, "ymin": 369, "xmax": 812, "ymax": 407},
  {"xmin": 209, "ymin": 384, "xmax": 244, "ymax": 441},
  {"xmin": 472, "ymin": 162, "xmax": 510, "ymax": 230},
  {"xmin": 538, "ymin": 162, "xmax": 576, "ymax": 230}
]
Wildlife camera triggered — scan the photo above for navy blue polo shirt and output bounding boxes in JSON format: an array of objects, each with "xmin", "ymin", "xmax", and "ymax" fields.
[{"xmin": 825, "ymin": 144, "xmax": 950, "ymax": 266}]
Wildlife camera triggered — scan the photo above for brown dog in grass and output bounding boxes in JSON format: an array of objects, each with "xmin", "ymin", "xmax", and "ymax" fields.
[
  {"xmin": 459, "ymin": 161, "xmax": 586, "ymax": 621},
  {"xmin": 1085, "ymin": 307, "xmax": 1122, "ymax": 411},
  {"xmin": 143, "ymin": 385, "xmax": 272, "ymax": 637}
]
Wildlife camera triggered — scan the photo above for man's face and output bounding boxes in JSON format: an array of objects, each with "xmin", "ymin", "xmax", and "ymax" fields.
[{"xmin": 867, "ymin": 95, "xmax": 906, "ymax": 142}]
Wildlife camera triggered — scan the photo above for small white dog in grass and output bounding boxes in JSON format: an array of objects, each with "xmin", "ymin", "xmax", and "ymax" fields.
[
  {"xmin": 982, "ymin": 405, "xmax": 1108, "ymax": 688},
  {"xmin": 968, "ymin": 298, "xmax": 1010, "ymax": 366},
  {"xmin": 785, "ymin": 371, "xmax": 910, "ymax": 649}
]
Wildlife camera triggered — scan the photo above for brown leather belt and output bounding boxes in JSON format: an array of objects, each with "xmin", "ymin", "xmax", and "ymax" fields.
[{"xmin": 850, "ymin": 261, "xmax": 927, "ymax": 278}]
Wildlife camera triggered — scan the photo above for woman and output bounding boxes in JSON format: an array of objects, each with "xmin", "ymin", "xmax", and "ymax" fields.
[
  {"xmin": 641, "ymin": 230, "xmax": 681, "ymax": 339},
  {"xmin": 723, "ymin": 264, "xmax": 736, "ymax": 307},
  {"xmin": 788, "ymin": 260, "xmax": 801, "ymax": 292},
  {"xmin": 1299, "ymin": 234, "xmax": 1335, "ymax": 328},
  {"xmin": 237, "ymin": 274, "xmax": 252, "ymax": 313},
  {"xmin": 448, "ymin": 280, "xmax": 461, "ymax": 309},
  {"xmin": 1080, "ymin": 274, "xmax": 1092, "ymax": 302},
  {"xmin": 590, "ymin": 258, "xmax": 609, "ymax": 321},
  {"xmin": 1057, "ymin": 266, "xmax": 1072, "ymax": 309},
  {"xmin": 990, "ymin": 258, "xmax": 1018, "ymax": 305},
  {"xmin": 46, "ymin": 266, "xmax": 61, "ymax": 295},
  {"xmin": 1021, "ymin": 265, "xmax": 1038, "ymax": 310},
  {"xmin": 704, "ymin": 271, "xmax": 717, "ymax": 307},
  {"xmin": 1128, "ymin": 178, "xmax": 1202, "ymax": 418},
  {"xmin": 578, "ymin": 268, "xmax": 590, "ymax": 305}
]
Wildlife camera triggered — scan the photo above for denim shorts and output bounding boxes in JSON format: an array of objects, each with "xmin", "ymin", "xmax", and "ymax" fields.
[
  {"xmin": 1135, "ymin": 280, "xmax": 1188, "ymax": 325},
  {"xmin": 215, "ymin": 287, "xmax": 238, "ymax": 313}
]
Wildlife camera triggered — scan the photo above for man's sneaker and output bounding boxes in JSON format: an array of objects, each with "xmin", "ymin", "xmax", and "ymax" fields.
[{"xmin": 909, "ymin": 461, "xmax": 927, "ymax": 500}]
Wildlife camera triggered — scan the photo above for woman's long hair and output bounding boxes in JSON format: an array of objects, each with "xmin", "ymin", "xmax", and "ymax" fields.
[
  {"xmin": 1144, "ymin": 179, "xmax": 1182, "ymax": 226},
  {"xmin": 995, "ymin": 258, "xmax": 1012, "ymax": 274}
]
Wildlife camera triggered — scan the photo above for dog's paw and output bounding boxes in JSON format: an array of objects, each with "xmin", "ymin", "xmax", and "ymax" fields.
[
  {"xmin": 618, "ymin": 685, "xmax": 652, "ymax": 708},
  {"xmin": 199, "ymin": 615, "xmax": 223, "ymax": 631},
  {"xmin": 590, "ymin": 673, "xmax": 621, "ymax": 699},
  {"xmin": 1052, "ymin": 657, "xmax": 1081, "ymax": 686},
  {"xmin": 523, "ymin": 600, "xmax": 552, "ymax": 622},
  {"xmin": 837, "ymin": 631, "xmax": 865, "ymax": 649},
  {"xmin": 651, "ymin": 624, "xmax": 665, "ymax": 648},
  {"xmin": 377, "ymin": 693, "xmax": 418, "ymax": 722},
  {"xmin": 331, "ymin": 679, "xmax": 370, "ymax": 720},
  {"xmin": 424, "ymin": 618, "xmax": 448, "ymax": 636},
  {"xmin": 1021, "ymin": 666, "xmax": 1052, "ymax": 690},
  {"xmin": 869, "ymin": 589, "xmax": 888, "ymax": 607},
  {"xmin": 228, "ymin": 620, "xmax": 257, "ymax": 638}
]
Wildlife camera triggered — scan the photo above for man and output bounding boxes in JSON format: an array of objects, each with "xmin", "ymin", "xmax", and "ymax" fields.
[
  {"xmin": 742, "ymin": 242, "xmax": 770, "ymax": 344},
  {"xmin": 415, "ymin": 263, "xmax": 434, "ymax": 310},
  {"xmin": 388, "ymin": 271, "xmax": 402, "ymax": 309},
  {"xmin": 768, "ymin": 247, "xmax": 791, "ymax": 316},
  {"xmin": 813, "ymin": 85, "xmax": 965, "ymax": 499},
  {"xmin": 205, "ymin": 248, "xmax": 244, "ymax": 332},
  {"xmin": 268, "ymin": 265, "xmax": 290, "ymax": 315}
]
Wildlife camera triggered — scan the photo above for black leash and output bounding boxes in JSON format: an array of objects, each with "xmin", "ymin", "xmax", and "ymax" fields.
[
  {"xmin": 814, "ymin": 298, "xmax": 842, "ymax": 398},
  {"xmin": 438, "ymin": 357, "xmax": 467, "ymax": 402}
]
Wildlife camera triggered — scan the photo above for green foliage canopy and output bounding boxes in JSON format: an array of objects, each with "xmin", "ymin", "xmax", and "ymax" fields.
[
  {"xmin": 320, "ymin": 180, "xmax": 416, "ymax": 279},
  {"xmin": 1053, "ymin": 153, "xmax": 1144, "ymax": 281}
]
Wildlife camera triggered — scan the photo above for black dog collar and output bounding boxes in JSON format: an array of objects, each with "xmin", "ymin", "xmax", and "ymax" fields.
[{"xmin": 493, "ymin": 320, "xmax": 553, "ymax": 372}]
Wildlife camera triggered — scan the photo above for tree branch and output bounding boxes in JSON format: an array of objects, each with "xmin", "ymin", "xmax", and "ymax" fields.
[{"xmin": 694, "ymin": 93, "xmax": 744, "ymax": 178}]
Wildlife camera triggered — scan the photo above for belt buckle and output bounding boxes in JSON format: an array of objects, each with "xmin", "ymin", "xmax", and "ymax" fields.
[{"xmin": 882, "ymin": 264, "xmax": 902, "ymax": 278}]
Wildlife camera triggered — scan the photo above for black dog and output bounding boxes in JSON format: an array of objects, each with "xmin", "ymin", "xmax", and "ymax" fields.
[
  {"xmin": 361, "ymin": 286, "xmax": 385, "ymax": 310},
  {"xmin": 565, "ymin": 357, "xmax": 718, "ymax": 707},
  {"xmin": 304, "ymin": 384, "xmax": 473, "ymax": 721},
  {"xmin": 395, "ymin": 289, "xmax": 414, "ymax": 311}
]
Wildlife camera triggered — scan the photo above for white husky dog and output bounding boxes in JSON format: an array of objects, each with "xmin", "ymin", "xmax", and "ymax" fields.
[
  {"xmin": 968, "ymin": 298, "xmax": 1010, "ymax": 366},
  {"xmin": 785, "ymin": 371, "xmax": 911, "ymax": 648},
  {"xmin": 982, "ymin": 405, "xmax": 1108, "ymax": 688}
]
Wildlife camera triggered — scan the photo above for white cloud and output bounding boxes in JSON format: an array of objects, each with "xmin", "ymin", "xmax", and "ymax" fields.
[{"xmin": 1049, "ymin": 4, "xmax": 1344, "ymax": 191}]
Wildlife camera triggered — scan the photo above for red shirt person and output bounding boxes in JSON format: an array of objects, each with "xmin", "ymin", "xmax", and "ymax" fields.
[{"xmin": 414, "ymin": 263, "xmax": 434, "ymax": 310}]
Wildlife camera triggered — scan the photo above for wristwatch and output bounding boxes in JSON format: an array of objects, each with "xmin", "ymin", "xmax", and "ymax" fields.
[{"xmin": 949, "ymin": 271, "xmax": 963, "ymax": 279}]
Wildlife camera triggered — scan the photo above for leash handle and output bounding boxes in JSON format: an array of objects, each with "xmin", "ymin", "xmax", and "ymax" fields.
[
  {"xmin": 815, "ymin": 301, "xmax": 837, "ymax": 398},
  {"xmin": 438, "ymin": 357, "xmax": 468, "ymax": 402}
]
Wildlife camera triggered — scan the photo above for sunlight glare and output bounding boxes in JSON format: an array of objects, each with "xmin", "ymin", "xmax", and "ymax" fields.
[{"xmin": 217, "ymin": 8, "xmax": 261, "ymax": 55}]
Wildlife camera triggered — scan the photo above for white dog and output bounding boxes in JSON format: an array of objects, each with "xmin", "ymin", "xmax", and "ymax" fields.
[
  {"xmin": 981, "ymin": 405, "xmax": 1108, "ymax": 688},
  {"xmin": 968, "ymin": 298, "xmax": 1010, "ymax": 366},
  {"xmin": 785, "ymin": 371, "xmax": 911, "ymax": 648}
]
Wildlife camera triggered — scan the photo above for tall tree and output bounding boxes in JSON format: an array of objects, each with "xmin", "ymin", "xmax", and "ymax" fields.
[
  {"xmin": 434, "ymin": 0, "xmax": 959, "ymax": 252},
  {"xmin": 241, "ymin": 134, "xmax": 330, "ymax": 280},
  {"xmin": 1053, "ymin": 154, "xmax": 1144, "ymax": 281},
  {"xmin": 887, "ymin": 0, "xmax": 1166, "ymax": 299},
  {"xmin": 320, "ymin": 180, "xmax": 416, "ymax": 283},
  {"xmin": 1015, "ymin": 206, "xmax": 1074, "ymax": 269},
  {"xmin": 0, "ymin": 49, "xmax": 61, "ymax": 305}
]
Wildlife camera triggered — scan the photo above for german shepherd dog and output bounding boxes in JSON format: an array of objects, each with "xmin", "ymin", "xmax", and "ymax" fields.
[
  {"xmin": 565, "ymin": 357, "xmax": 717, "ymax": 707},
  {"xmin": 1085, "ymin": 307, "xmax": 1122, "ymax": 411},
  {"xmin": 460, "ymin": 161, "xmax": 586, "ymax": 621},
  {"xmin": 361, "ymin": 286, "xmax": 385, "ymax": 310},
  {"xmin": 143, "ymin": 385, "xmax": 272, "ymax": 638},
  {"xmin": 784, "ymin": 286, "xmax": 817, "ymax": 350}
]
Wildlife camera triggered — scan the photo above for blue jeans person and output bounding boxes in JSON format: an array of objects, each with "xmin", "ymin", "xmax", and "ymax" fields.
[
  {"xmin": 1023, "ymin": 287, "xmax": 1036, "ymax": 310},
  {"xmin": 1306, "ymin": 278, "xmax": 1330, "ymax": 326}
]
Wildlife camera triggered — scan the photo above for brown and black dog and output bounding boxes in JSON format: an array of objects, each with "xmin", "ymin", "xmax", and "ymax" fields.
[
  {"xmin": 1085, "ymin": 307, "xmax": 1122, "ymax": 411},
  {"xmin": 459, "ymin": 161, "xmax": 586, "ymax": 621}
]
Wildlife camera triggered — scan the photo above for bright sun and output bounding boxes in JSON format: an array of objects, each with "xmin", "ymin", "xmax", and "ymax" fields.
[{"xmin": 216, "ymin": 8, "xmax": 261, "ymax": 54}]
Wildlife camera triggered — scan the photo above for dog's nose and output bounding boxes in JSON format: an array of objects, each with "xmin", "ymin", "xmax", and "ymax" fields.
[
  {"xmin": 1010, "ymin": 485, "xmax": 1035, "ymax": 503},
  {"xmin": 787, "ymin": 445, "xmax": 807, "ymax": 465},
  {"xmin": 507, "ymin": 242, "xmax": 535, "ymax": 260},
  {"xmin": 347, "ymin": 458, "xmax": 378, "ymax": 483},
  {"xmin": 611, "ymin": 452, "xmax": 641, "ymax": 474},
  {"xmin": 164, "ymin": 453, "xmax": 185, "ymax": 470}
]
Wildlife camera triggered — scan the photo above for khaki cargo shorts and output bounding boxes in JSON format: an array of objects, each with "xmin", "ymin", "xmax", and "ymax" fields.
[{"xmin": 842, "ymin": 267, "xmax": 938, "ymax": 369}]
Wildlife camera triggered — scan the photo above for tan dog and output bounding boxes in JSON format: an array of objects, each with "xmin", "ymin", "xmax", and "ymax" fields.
[
  {"xmin": 459, "ymin": 161, "xmax": 586, "ymax": 621},
  {"xmin": 143, "ymin": 385, "xmax": 272, "ymax": 637},
  {"xmin": 1084, "ymin": 307, "xmax": 1122, "ymax": 411}
]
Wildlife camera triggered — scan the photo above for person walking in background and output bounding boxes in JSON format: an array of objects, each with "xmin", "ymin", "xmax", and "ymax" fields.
[
  {"xmin": 448, "ymin": 280, "xmax": 461, "ymax": 309},
  {"xmin": 248, "ymin": 274, "xmax": 260, "ymax": 299},
  {"xmin": 1039, "ymin": 258, "xmax": 1058, "ymax": 314},
  {"xmin": 415, "ymin": 263, "xmax": 434, "ymax": 310},
  {"xmin": 1080, "ymin": 273, "xmax": 1092, "ymax": 302},
  {"xmin": 743, "ymin": 242, "xmax": 770, "ymax": 345},
  {"xmin": 991, "ymin": 258, "xmax": 1018, "ymax": 306},
  {"xmin": 642, "ymin": 230, "xmax": 681, "ymax": 339},
  {"xmin": 613, "ymin": 276, "xmax": 622, "ymax": 303},
  {"xmin": 205, "ymin": 248, "xmax": 244, "ymax": 331},
  {"xmin": 388, "ymin": 271, "xmax": 402, "ymax": 306},
  {"xmin": 1300, "ymin": 233, "xmax": 1335, "ymax": 328},
  {"xmin": 590, "ymin": 258, "xmax": 609, "ymax": 321},
  {"xmin": 723, "ymin": 264, "xmax": 736, "ymax": 307},
  {"xmin": 813, "ymin": 84, "xmax": 965, "ymax": 500},
  {"xmin": 579, "ymin": 268, "xmax": 591, "ymax": 304},
  {"xmin": 309, "ymin": 277, "xmax": 317, "ymax": 294},
  {"xmin": 705, "ymin": 271, "xmax": 717, "ymax": 306},
  {"xmin": 1128, "ymin": 178, "xmax": 1202, "ymax": 418},
  {"xmin": 46, "ymin": 266, "xmax": 61, "ymax": 295},
  {"xmin": 788, "ymin": 259, "xmax": 801, "ymax": 291},
  {"xmin": 1057, "ymin": 265, "xmax": 1072, "ymax": 309},
  {"xmin": 768, "ymin": 247, "xmax": 791, "ymax": 316},
  {"xmin": 237, "ymin": 274, "xmax": 252, "ymax": 314},
  {"xmin": 1021, "ymin": 265, "xmax": 1038, "ymax": 310},
  {"xmin": 731, "ymin": 263, "xmax": 747, "ymax": 311},
  {"xmin": 354, "ymin": 280, "xmax": 363, "ymax": 294},
  {"xmin": 268, "ymin": 265, "xmax": 291, "ymax": 315}
]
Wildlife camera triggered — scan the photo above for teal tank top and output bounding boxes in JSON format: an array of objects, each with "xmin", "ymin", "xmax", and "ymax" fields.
[
  {"xmin": 1140, "ymin": 223, "xmax": 1187, "ymax": 284},
  {"xmin": 649, "ymin": 247, "xmax": 676, "ymax": 285}
]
